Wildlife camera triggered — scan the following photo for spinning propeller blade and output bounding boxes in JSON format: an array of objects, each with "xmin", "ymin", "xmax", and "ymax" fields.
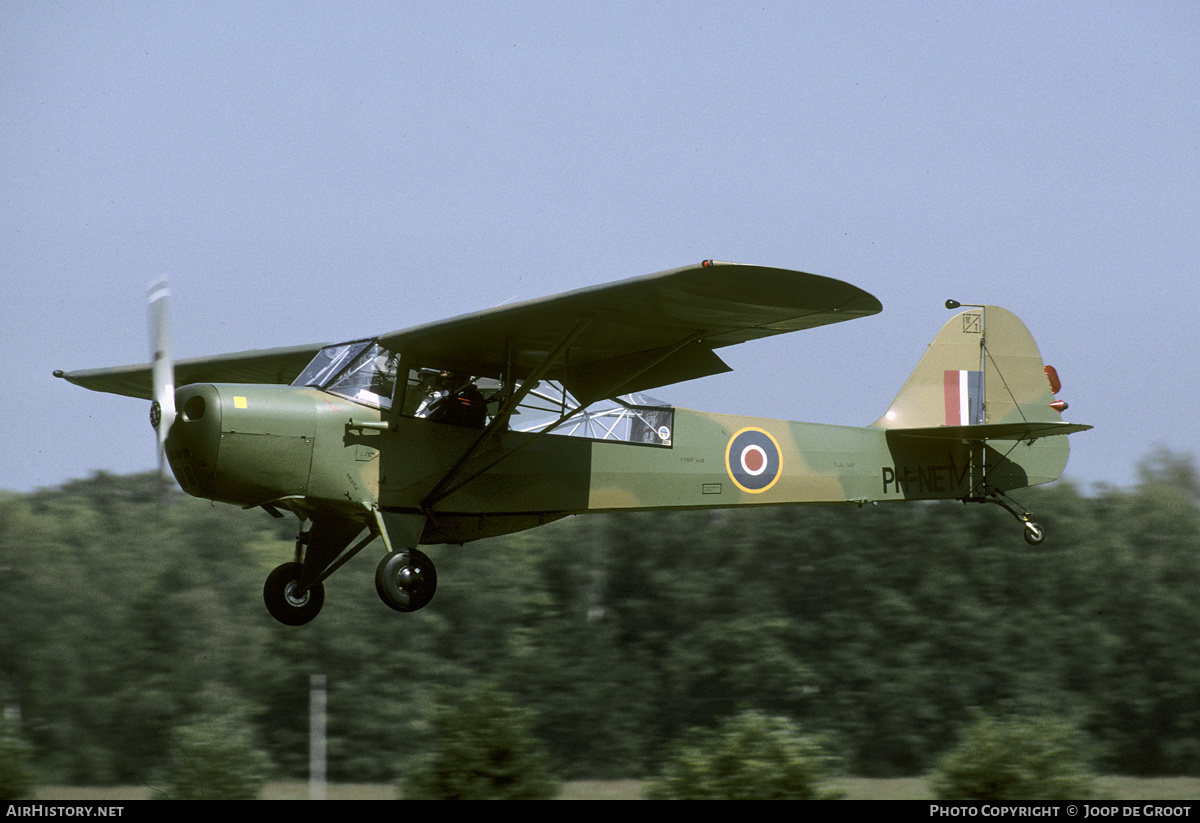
[{"xmin": 148, "ymin": 278, "xmax": 175, "ymax": 480}]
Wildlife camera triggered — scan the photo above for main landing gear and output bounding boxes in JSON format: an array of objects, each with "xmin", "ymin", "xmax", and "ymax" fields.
[
  {"xmin": 375, "ymin": 549, "xmax": 438, "ymax": 612},
  {"xmin": 964, "ymin": 487, "xmax": 1046, "ymax": 545},
  {"xmin": 264, "ymin": 527, "xmax": 329, "ymax": 626},
  {"xmin": 263, "ymin": 561, "xmax": 326, "ymax": 626},
  {"xmin": 262, "ymin": 512, "xmax": 438, "ymax": 626}
]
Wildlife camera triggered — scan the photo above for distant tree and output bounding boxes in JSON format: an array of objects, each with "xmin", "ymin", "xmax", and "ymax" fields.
[
  {"xmin": 157, "ymin": 691, "xmax": 270, "ymax": 800},
  {"xmin": 1137, "ymin": 447, "xmax": 1200, "ymax": 500},
  {"xmin": 7, "ymin": 458, "xmax": 1200, "ymax": 784},
  {"xmin": 400, "ymin": 683, "xmax": 558, "ymax": 800},
  {"xmin": 930, "ymin": 714, "xmax": 1098, "ymax": 800},
  {"xmin": 0, "ymin": 717, "xmax": 36, "ymax": 800},
  {"xmin": 645, "ymin": 711, "xmax": 845, "ymax": 800}
]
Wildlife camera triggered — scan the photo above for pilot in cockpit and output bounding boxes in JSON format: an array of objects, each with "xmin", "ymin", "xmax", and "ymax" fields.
[
  {"xmin": 419, "ymin": 370, "xmax": 486, "ymax": 428},
  {"xmin": 415, "ymin": 370, "xmax": 451, "ymax": 417}
]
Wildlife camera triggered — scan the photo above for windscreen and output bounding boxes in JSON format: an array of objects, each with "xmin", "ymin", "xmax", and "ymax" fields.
[{"xmin": 292, "ymin": 340, "xmax": 398, "ymax": 410}]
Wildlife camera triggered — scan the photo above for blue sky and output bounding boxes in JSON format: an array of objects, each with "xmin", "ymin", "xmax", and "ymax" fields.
[{"xmin": 4, "ymin": 2, "xmax": 1198, "ymax": 493}]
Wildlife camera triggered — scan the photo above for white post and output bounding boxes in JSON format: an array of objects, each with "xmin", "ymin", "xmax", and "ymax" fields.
[{"xmin": 310, "ymin": 674, "xmax": 327, "ymax": 800}]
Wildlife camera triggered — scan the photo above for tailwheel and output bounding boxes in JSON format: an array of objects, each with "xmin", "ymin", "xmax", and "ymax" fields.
[
  {"xmin": 964, "ymin": 486, "xmax": 1049, "ymax": 545},
  {"xmin": 375, "ymin": 549, "xmax": 438, "ymax": 612},
  {"xmin": 264, "ymin": 562, "xmax": 325, "ymax": 626}
]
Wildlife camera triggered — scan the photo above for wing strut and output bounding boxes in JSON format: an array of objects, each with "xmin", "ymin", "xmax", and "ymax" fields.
[
  {"xmin": 421, "ymin": 328, "xmax": 704, "ymax": 509},
  {"xmin": 419, "ymin": 318, "xmax": 592, "ymax": 508}
]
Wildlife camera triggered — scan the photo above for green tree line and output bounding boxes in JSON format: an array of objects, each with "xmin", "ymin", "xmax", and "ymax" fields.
[{"xmin": 1, "ymin": 450, "xmax": 1198, "ymax": 785}]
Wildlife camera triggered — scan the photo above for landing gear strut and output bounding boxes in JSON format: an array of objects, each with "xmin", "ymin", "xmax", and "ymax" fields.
[
  {"xmin": 964, "ymin": 487, "xmax": 1046, "ymax": 545},
  {"xmin": 262, "ymin": 517, "xmax": 373, "ymax": 626},
  {"xmin": 261, "ymin": 509, "xmax": 436, "ymax": 624}
]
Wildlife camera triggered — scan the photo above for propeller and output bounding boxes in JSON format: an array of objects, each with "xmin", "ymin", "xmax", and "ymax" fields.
[{"xmin": 148, "ymin": 278, "xmax": 176, "ymax": 481}]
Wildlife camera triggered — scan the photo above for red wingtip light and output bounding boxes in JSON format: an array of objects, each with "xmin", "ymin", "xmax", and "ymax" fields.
[{"xmin": 1050, "ymin": 400, "xmax": 1068, "ymax": 413}]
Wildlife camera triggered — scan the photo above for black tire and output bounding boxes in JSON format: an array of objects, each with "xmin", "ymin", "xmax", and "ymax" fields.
[
  {"xmin": 263, "ymin": 562, "xmax": 325, "ymax": 626},
  {"xmin": 1023, "ymin": 522, "xmax": 1046, "ymax": 546},
  {"xmin": 375, "ymin": 549, "xmax": 437, "ymax": 612}
]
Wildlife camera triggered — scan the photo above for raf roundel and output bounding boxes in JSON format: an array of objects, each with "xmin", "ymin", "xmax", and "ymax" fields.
[{"xmin": 725, "ymin": 427, "xmax": 783, "ymax": 493}]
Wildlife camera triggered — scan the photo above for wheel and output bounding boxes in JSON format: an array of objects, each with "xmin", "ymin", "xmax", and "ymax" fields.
[
  {"xmin": 1023, "ymin": 521, "xmax": 1046, "ymax": 546},
  {"xmin": 263, "ymin": 562, "xmax": 325, "ymax": 626},
  {"xmin": 375, "ymin": 549, "xmax": 437, "ymax": 612}
]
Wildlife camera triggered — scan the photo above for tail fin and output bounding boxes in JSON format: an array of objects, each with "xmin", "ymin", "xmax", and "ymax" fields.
[
  {"xmin": 875, "ymin": 305, "xmax": 1090, "ymax": 539},
  {"xmin": 873, "ymin": 304, "xmax": 1086, "ymax": 439}
]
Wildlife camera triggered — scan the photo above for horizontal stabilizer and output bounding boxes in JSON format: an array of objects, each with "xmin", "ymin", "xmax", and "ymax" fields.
[{"xmin": 888, "ymin": 421, "xmax": 1093, "ymax": 442}]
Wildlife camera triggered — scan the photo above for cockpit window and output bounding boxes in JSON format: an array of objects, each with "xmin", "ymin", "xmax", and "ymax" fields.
[
  {"xmin": 293, "ymin": 342, "xmax": 672, "ymax": 441},
  {"xmin": 409, "ymin": 369, "xmax": 488, "ymax": 427},
  {"xmin": 293, "ymin": 340, "xmax": 398, "ymax": 410},
  {"xmin": 293, "ymin": 340, "xmax": 373, "ymax": 389},
  {"xmin": 511, "ymin": 383, "xmax": 674, "ymax": 447},
  {"xmin": 327, "ymin": 344, "xmax": 398, "ymax": 409}
]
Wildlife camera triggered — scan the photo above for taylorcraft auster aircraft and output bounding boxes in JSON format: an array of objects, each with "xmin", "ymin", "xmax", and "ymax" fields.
[{"xmin": 56, "ymin": 261, "xmax": 1090, "ymax": 625}]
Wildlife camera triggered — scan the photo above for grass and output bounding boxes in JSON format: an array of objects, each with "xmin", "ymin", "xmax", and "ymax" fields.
[{"xmin": 31, "ymin": 776, "xmax": 1200, "ymax": 801}]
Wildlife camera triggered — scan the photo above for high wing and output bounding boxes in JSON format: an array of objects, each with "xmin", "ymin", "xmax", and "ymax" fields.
[
  {"xmin": 378, "ymin": 261, "xmax": 881, "ymax": 403},
  {"xmin": 55, "ymin": 343, "xmax": 328, "ymax": 401},
  {"xmin": 56, "ymin": 262, "xmax": 881, "ymax": 403}
]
